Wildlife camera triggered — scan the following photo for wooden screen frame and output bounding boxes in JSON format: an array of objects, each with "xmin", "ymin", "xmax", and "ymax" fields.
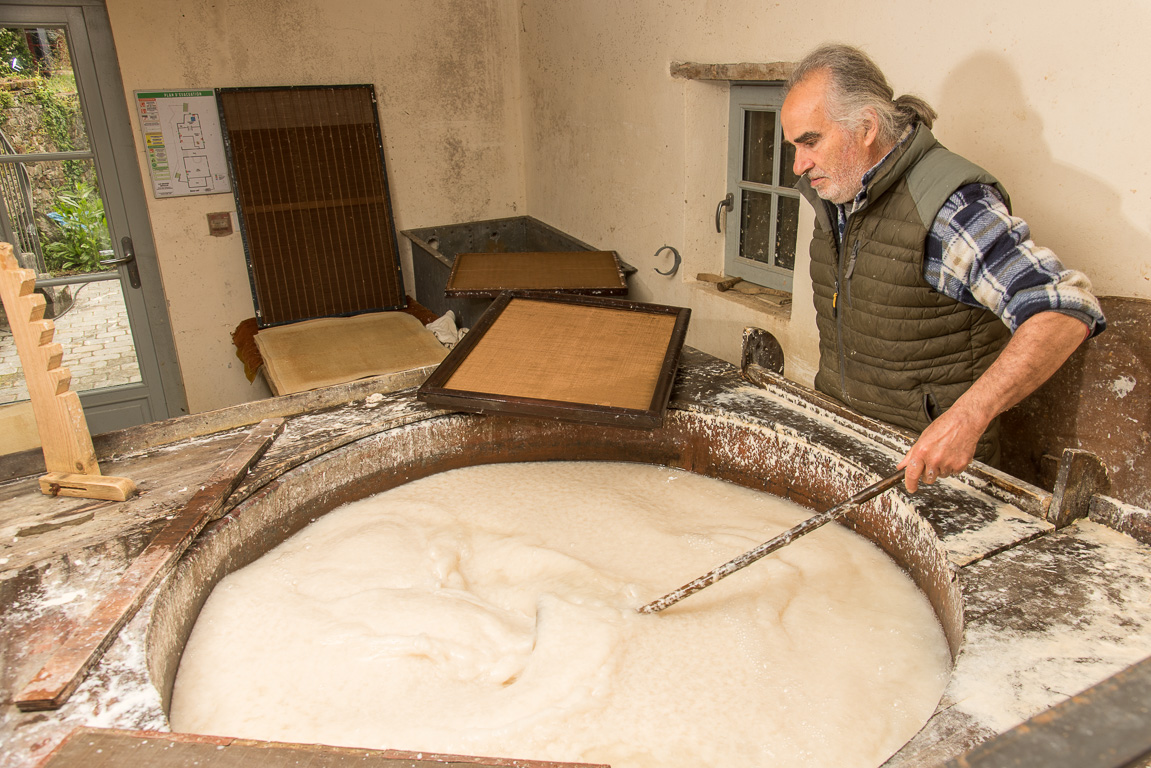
[
  {"xmin": 418, "ymin": 291, "xmax": 690, "ymax": 429},
  {"xmin": 217, "ymin": 84, "xmax": 405, "ymax": 327},
  {"xmin": 443, "ymin": 250, "xmax": 628, "ymax": 298}
]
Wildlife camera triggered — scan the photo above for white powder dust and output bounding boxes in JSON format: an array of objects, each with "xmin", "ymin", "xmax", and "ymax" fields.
[
  {"xmin": 170, "ymin": 461, "xmax": 950, "ymax": 768},
  {"xmin": 1109, "ymin": 375, "xmax": 1136, "ymax": 399}
]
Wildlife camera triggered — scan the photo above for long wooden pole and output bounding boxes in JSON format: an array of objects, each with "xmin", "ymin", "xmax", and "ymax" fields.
[{"xmin": 638, "ymin": 469, "xmax": 907, "ymax": 614}]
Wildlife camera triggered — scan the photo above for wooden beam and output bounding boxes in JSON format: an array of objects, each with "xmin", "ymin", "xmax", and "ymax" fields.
[
  {"xmin": 0, "ymin": 242, "xmax": 136, "ymax": 500},
  {"xmin": 14, "ymin": 418, "xmax": 285, "ymax": 711},
  {"xmin": 670, "ymin": 61, "xmax": 794, "ymax": 81}
]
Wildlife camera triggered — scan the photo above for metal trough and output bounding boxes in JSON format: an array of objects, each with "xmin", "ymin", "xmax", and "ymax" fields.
[{"xmin": 401, "ymin": 215, "xmax": 636, "ymax": 327}]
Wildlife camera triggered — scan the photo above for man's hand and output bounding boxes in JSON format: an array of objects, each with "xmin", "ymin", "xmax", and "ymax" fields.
[
  {"xmin": 899, "ymin": 311, "xmax": 1090, "ymax": 493},
  {"xmin": 899, "ymin": 405, "xmax": 983, "ymax": 493}
]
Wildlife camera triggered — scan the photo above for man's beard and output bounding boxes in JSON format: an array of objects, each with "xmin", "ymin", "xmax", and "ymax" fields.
[{"xmin": 810, "ymin": 147, "xmax": 875, "ymax": 205}]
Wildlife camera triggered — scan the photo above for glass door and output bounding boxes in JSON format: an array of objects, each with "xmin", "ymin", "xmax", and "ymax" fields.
[{"xmin": 0, "ymin": 2, "xmax": 185, "ymax": 435}]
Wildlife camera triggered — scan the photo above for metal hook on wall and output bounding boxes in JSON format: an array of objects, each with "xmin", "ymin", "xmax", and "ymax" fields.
[{"xmin": 653, "ymin": 245, "xmax": 681, "ymax": 277}]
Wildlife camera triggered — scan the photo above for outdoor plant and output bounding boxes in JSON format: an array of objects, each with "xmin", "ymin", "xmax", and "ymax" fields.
[
  {"xmin": 42, "ymin": 181, "xmax": 111, "ymax": 274},
  {"xmin": 0, "ymin": 27, "xmax": 33, "ymax": 78}
]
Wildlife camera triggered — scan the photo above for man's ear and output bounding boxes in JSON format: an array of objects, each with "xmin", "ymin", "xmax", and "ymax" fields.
[{"xmin": 859, "ymin": 108, "xmax": 880, "ymax": 148}]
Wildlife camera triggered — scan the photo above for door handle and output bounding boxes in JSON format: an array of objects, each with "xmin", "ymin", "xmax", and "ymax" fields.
[
  {"xmin": 715, "ymin": 193, "xmax": 734, "ymax": 233},
  {"xmin": 99, "ymin": 236, "xmax": 141, "ymax": 289}
]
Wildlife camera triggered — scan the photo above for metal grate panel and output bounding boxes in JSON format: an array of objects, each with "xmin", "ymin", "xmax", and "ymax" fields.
[{"xmin": 218, "ymin": 85, "xmax": 404, "ymax": 327}]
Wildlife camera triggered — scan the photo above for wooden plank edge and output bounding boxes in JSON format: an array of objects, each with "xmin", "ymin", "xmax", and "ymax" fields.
[
  {"xmin": 222, "ymin": 404, "xmax": 450, "ymax": 516},
  {"xmin": 942, "ymin": 654, "xmax": 1151, "ymax": 768},
  {"xmin": 740, "ymin": 362, "xmax": 1053, "ymax": 518},
  {"xmin": 13, "ymin": 418, "xmax": 285, "ymax": 712},
  {"xmin": 1090, "ymin": 494, "xmax": 1151, "ymax": 546},
  {"xmin": 0, "ymin": 367, "xmax": 435, "ymax": 483},
  {"xmin": 41, "ymin": 726, "xmax": 613, "ymax": 768}
]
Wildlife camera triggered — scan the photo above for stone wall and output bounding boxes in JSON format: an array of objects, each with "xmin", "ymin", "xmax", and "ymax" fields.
[{"xmin": 0, "ymin": 81, "xmax": 92, "ymax": 272}]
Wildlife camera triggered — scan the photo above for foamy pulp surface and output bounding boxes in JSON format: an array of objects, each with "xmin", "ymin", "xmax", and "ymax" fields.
[{"xmin": 170, "ymin": 461, "xmax": 950, "ymax": 767}]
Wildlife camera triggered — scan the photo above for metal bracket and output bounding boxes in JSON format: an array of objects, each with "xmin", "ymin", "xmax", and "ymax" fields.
[
  {"xmin": 1048, "ymin": 448, "xmax": 1111, "ymax": 528},
  {"xmin": 653, "ymin": 245, "xmax": 681, "ymax": 276},
  {"xmin": 740, "ymin": 326, "xmax": 785, "ymax": 377}
]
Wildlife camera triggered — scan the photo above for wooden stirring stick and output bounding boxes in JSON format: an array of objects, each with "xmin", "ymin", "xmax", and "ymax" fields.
[
  {"xmin": 0, "ymin": 241, "xmax": 135, "ymax": 500},
  {"xmin": 638, "ymin": 468, "xmax": 907, "ymax": 614}
]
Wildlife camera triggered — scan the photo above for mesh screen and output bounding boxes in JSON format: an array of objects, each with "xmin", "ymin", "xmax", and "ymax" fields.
[
  {"xmin": 218, "ymin": 85, "xmax": 404, "ymax": 327},
  {"xmin": 443, "ymin": 298, "xmax": 678, "ymax": 410}
]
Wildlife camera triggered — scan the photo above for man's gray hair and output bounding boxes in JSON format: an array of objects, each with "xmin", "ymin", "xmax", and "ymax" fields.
[{"xmin": 787, "ymin": 44, "xmax": 937, "ymax": 144}]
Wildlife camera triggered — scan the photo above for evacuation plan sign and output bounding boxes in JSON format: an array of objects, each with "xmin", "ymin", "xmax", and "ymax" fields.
[{"xmin": 135, "ymin": 90, "xmax": 231, "ymax": 198}]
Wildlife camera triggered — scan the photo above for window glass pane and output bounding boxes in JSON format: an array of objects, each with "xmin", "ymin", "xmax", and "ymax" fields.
[
  {"xmin": 726, "ymin": 84, "xmax": 794, "ymax": 291},
  {"xmin": 775, "ymin": 196, "xmax": 799, "ymax": 271},
  {"xmin": 780, "ymin": 139, "xmax": 799, "ymax": 188},
  {"xmin": 0, "ymin": 279, "xmax": 142, "ymax": 404},
  {"xmin": 738, "ymin": 189, "xmax": 773, "ymax": 265},
  {"xmin": 0, "ymin": 28, "xmax": 90, "ymax": 153},
  {"xmin": 0, "ymin": 158, "xmax": 111, "ymax": 276},
  {"xmin": 742, "ymin": 109, "xmax": 775, "ymax": 185}
]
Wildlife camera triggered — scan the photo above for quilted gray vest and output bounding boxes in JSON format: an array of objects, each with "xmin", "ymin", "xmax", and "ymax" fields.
[{"xmin": 801, "ymin": 125, "xmax": 1011, "ymax": 462}]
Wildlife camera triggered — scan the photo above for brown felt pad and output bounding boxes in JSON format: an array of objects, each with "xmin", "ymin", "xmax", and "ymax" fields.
[
  {"xmin": 444, "ymin": 298, "xmax": 677, "ymax": 410},
  {"xmin": 255, "ymin": 311, "xmax": 447, "ymax": 395}
]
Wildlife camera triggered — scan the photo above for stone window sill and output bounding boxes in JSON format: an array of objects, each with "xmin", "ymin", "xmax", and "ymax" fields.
[
  {"xmin": 690, "ymin": 278, "xmax": 792, "ymax": 319},
  {"xmin": 670, "ymin": 61, "xmax": 794, "ymax": 82}
]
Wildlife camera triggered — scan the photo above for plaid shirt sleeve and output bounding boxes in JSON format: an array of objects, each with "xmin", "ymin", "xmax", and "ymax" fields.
[{"xmin": 924, "ymin": 183, "xmax": 1106, "ymax": 337}]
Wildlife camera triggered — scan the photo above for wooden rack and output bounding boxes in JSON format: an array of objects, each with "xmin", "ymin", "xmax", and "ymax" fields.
[{"xmin": 0, "ymin": 242, "xmax": 135, "ymax": 501}]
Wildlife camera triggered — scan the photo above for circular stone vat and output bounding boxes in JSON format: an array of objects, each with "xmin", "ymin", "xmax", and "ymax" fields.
[{"xmin": 147, "ymin": 410, "xmax": 964, "ymax": 762}]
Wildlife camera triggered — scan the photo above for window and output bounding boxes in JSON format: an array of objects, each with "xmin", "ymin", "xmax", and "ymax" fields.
[{"xmin": 724, "ymin": 84, "xmax": 800, "ymax": 292}]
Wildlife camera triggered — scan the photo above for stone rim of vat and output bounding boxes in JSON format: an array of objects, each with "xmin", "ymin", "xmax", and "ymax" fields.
[{"xmin": 145, "ymin": 407, "xmax": 964, "ymax": 724}]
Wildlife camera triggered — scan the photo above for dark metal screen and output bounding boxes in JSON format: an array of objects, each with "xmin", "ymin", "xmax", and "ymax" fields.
[{"xmin": 217, "ymin": 85, "xmax": 404, "ymax": 327}]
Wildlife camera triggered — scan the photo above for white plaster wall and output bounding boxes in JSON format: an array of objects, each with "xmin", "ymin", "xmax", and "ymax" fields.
[
  {"xmin": 101, "ymin": 0, "xmax": 1151, "ymax": 412},
  {"xmin": 104, "ymin": 0, "xmax": 526, "ymax": 413},
  {"xmin": 520, "ymin": 0, "xmax": 1151, "ymax": 381}
]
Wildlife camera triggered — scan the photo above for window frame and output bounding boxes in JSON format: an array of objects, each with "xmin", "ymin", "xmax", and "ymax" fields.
[{"xmin": 723, "ymin": 83, "xmax": 799, "ymax": 293}]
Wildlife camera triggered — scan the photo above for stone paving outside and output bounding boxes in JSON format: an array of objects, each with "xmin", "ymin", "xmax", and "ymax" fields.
[{"xmin": 0, "ymin": 281, "xmax": 141, "ymax": 405}]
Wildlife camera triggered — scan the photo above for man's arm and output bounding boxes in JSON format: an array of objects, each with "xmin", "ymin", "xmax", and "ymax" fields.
[
  {"xmin": 898, "ymin": 311, "xmax": 1088, "ymax": 492},
  {"xmin": 902, "ymin": 181, "xmax": 1105, "ymax": 493}
]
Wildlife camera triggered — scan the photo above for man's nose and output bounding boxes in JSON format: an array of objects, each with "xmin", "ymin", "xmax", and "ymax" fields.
[{"xmin": 793, "ymin": 147, "xmax": 814, "ymax": 177}]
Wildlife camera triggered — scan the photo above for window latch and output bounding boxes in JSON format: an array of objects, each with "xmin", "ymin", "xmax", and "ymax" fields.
[{"xmin": 715, "ymin": 193, "xmax": 734, "ymax": 233}]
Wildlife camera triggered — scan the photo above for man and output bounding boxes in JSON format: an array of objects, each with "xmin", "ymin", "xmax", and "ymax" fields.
[{"xmin": 779, "ymin": 44, "xmax": 1105, "ymax": 493}]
